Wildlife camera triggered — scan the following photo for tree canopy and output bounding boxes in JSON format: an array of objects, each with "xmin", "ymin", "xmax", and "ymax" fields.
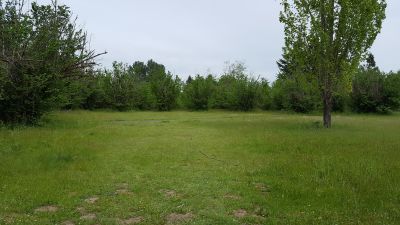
[
  {"xmin": 280, "ymin": 0, "xmax": 386, "ymax": 127},
  {"xmin": 0, "ymin": 0, "xmax": 398, "ymax": 126},
  {"xmin": 0, "ymin": 0, "xmax": 104, "ymax": 124}
]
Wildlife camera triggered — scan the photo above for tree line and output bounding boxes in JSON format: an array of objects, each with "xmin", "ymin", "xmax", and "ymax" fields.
[
  {"xmin": 1, "ymin": 0, "xmax": 398, "ymax": 126},
  {"xmin": 72, "ymin": 61, "xmax": 271, "ymax": 112},
  {"xmin": 72, "ymin": 58, "xmax": 398, "ymax": 114},
  {"xmin": 273, "ymin": 53, "xmax": 400, "ymax": 114}
]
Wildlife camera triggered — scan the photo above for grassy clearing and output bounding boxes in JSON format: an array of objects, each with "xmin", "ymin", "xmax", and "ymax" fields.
[{"xmin": 0, "ymin": 111, "xmax": 399, "ymax": 225}]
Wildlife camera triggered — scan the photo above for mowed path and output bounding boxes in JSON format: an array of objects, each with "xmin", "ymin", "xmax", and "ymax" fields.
[{"xmin": 0, "ymin": 111, "xmax": 399, "ymax": 225}]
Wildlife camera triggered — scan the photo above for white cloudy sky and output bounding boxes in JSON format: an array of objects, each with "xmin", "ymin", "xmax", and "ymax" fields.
[{"xmin": 35, "ymin": 0, "xmax": 399, "ymax": 81}]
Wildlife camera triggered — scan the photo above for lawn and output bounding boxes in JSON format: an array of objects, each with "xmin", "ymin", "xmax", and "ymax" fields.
[{"xmin": 0, "ymin": 111, "xmax": 399, "ymax": 225}]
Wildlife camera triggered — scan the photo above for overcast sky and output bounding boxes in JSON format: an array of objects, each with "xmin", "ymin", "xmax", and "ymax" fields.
[{"xmin": 36, "ymin": 0, "xmax": 399, "ymax": 81}]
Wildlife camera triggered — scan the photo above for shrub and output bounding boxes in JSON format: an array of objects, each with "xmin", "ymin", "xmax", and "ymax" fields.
[
  {"xmin": 182, "ymin": 75, "xmax": 216, "ymax": 110},
  {"xmin": 383, "ymin": 71, "xmax": 400, "ymax": 111},
  {"xmin": 212, "ymin": 62, "xmax": 261, "ymax": 111},
  {"xmin": 257, "ymin": 79, "xmax": 272, "ymax": 110},
  {"xmin": 271, "ymin": 77, "xmax": 319, "ymax": 113},
  {"xmin": 351, "ymin": 68, "xmax": 387, "ymax": 113},
  {"xmin": 0, "ymin": 1, "xmax": 99, "ymax": 124}
]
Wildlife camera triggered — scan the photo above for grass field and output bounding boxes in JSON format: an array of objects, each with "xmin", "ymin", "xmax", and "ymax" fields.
[{"xmin": 0, "ymin": 111, "xmax": 399, "ymax": 225}]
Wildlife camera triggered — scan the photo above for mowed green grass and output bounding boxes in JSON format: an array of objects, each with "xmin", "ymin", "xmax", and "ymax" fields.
[{"xmin": 0, "ymin": 111, "xmax": 399, "ymax": 225}]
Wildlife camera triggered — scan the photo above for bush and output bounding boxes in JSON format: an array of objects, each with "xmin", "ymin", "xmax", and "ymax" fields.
[
  {"xmin": 212, "ymin": 62, "xmax": 262, "ymax": 111},
  {"xmin": 332, "ymin": 92, "xmax": 348, "ymax": 112},
  {"xmin": 257, "ymin": 79, "xmax": 273, "ymax": 110},
  {"xmin": 351, "ymin": 68, "xmax": 400, "ymax": 113},
  {"xmin": 271, "ymin": 77, "xmax": 319, "ymax": 113},
  {"xmin": 83, "ymin": 60, "xmax": 180, "ymax": 112},
  {"xmin": 182, "ymin": 75, "xmax": 216, "ymax": 110},
  {"xmin": 82, "ymin": 73, "xmax": 112, "ymax": 110},
  {"xmin": 62, "ymin": 76, "xmax": 95, "ymax": 110},
  {"xmin": 0, "ymin": 1, "xmax": 99, "ymax": 124},
  {"xmin": 383, "ymin": 71, "xmax": 400, "ymax": 111}
]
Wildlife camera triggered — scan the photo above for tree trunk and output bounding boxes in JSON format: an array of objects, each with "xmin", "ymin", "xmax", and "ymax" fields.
[{"xmin": 323, "ymin": 91, "xmax": 332, "ymax": 128}]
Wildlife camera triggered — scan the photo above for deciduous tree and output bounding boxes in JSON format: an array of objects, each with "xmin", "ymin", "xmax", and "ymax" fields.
[
  {"xmin": 280, "ymin": 0, "xmax": 386, "ymax": 127},
  {"xmin": 0, "ymin": 0, "xmax": 105, "ymax": 124}
]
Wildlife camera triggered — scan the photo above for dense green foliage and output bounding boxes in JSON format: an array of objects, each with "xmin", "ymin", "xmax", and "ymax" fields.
[
  {"xmin": 212, "ymin": 63, "xmax": 263, "ymax": 111},
  {"xmin": 351, "ymin": 68, "xmax": 400, "ymax": 113},
  {"xmin": 0, "ymin": 0, "xmax": 398, "ymax": 127},
  {"xmin": 79, "ymin": 60, "xmax": 181, "ymax": 111},
  {"xmin": 1, "ymin": 111, "xmax": 400, "ymax": 224},
  {"xmin": 271, "ymin": 52, "xmax": 399, "ymax": 114},
  {"xmin": 74, "ymin": 62, "xmax": 272, "ymax": 112},
  {"xmin": 271, "ymin": 76, "xmax": 320, "ymax": 113},
  {"xmin": 148, "ymin": 62, "xmax": 182, "ymax": 111},
  {"xmin": 182, "ymin": 75, "xmax": 216, "ymax": 110},
  {"xmin": 0, "ymin": 0, "xmax": 100, "ymax": 125},
  {"xmin": 280, "ymin": 0, "xmax": 387, "ymax": 127},
  {"xmin": 181, "ymin": 63, "xmax": 273, "ymax": 111},
  {"xmin": 271, "ymin": 68, "xmax": 399, "ymax": 114}
]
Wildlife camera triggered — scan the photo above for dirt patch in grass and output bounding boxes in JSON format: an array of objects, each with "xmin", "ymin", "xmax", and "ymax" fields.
[
  {"xmin": 160, "ymin": 189, "xmax": 181, "ymax": 198},
  {"xmin": 76, "ymin": 207, "xmax": 97, "ymax": 221},
  {"xmin": 254, "ymin": 183, "xmax": 270, "ymax": 193},
  {"xmin": 115, "ymin": 183, "xmax": 133, "ymax": 195},
  {"xmin": 34, "ymin": 205, "xmax": 58, "ymax": 213},
  {"xmin": 1, "ymin": 213, "xmax": 19, "ymax": 224},
  {"xmin": 232, "ymin": 207, "xmax": 267, "ymax": 221},
  {"xmin": 118, "ymin": 216, "xmax": 144, "ymax": 224},
  {"xmin": 1, "ymin": 217, "xmax": 13, "ymax": 224},
  {"xmin": 233, "ymin": 209, "xmax": 247, "ymax": 218},
  {"xmin": 61, "ymin": 220, "xmax": 75, "ymax": 225},
  {"xmin": 76, "ymin": 207, "xmax": 86, "ymax": 214},
  {"xmin": 84, "ymin": 196, "xmax": 99, "ymax": 204},
  {"xmin": 115, "ymin": 189, "xmax": 133, "ymax": 195},
  {"xmin": 117, "ymin": 183, "xmax": 129, "ymax": 188},
  {"xmin": 223, "ymin": 194, "xmax": 241, "ymax": 200},
  {"xmin": 166, "ymin": 213, "xmax": 194, "ymax": 224},
  {"xmin": 80, "ymin": 213, "xmax": 96, "ymax": 220}
]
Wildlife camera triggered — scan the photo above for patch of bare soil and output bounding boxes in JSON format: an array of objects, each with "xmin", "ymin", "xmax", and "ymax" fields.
[
  {"xmin": 117, "ymin": 183, "xmax": 129, "ymax": 188},
  {"xmin": 80, "ymin": 213, "xmax": 96, "ymax": 220},
  {"xmin": 1, "ymin": 217, "xmax": 13, "ymax": 224},
  {"xmin": 118, "ymin": 216, "xmax": 144, "ymax": 224},
  {"xmin": 84, "ymin": 196, "xmax": 99, "ymax": 204},
  {"xmin": 166, "ymin": 213, "xmax": 194, "ymax": 224},
  {"xmin": 76, "ymin": 207, "xmax": 86, "ymax": 214},
  {"xmin": 1, "ymin": 213, "xmax": 19, "ymax": 224},
  {"xmin": 76, "ymin": 207, "xmax": 97, "ymax": 221},
  {"xmin": 115, "ymin": 183, "xmax": 133, "ymax": 195},
  {"xmin": 254, "ymin": 183, "xmax": 270, "ymax": 193},
  {"xmin": 115, "ymin": 189, "xmax": 133, "ymax": 195},
  {"xmin": 223, "ymin": 194, "xmax": 241, "ymax": 200},
  {"xmin": 233, "ymin": 209, "xmax": 247, "ymax": 218},
  {"xmin": 34, "ymin": 205, "xmax": 58, "ymax": 213},
  {"xmin": 160, "ymin": 189, "xmax": 180, "ymax": 198},
  {"xmin": 61, "ymin": 220, "xmax": 75, "ymax": 225}
]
